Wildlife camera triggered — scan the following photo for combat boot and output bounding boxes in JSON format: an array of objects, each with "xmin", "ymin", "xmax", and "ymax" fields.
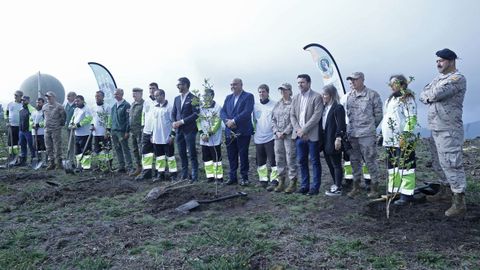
[
  {"xmin": 347, "ymin": 181, "xmax": 362, "ymax": 198},
  {"xmin": 129, "ymin": 165, "xmax": 142, "ymax": 177},
  {"xmin": 55, "ymin": 159, "xmax": 64, "ymax": 170},
  {"xmin": 266, "ymin": 180, "xmax": 279, "ymax": 192},
  {"xmin": 445, "ymin": 192, "xmax": 466, "ymax": 217},
  {"xmin": 14, "ymin": 156, "xmax": 27, "ymax": 167},
  {"xmin": 274, "ymin": 177, "xmax": 286, "ymax": 192},
  {"xmin": 135, "ymin": 169, "xmax": 152, "ymax": 181},
  {"xmin": 284, "ymin": 178, "xmax": 297, "ymax": 194},
  {"xmin": 427, "ymin": 185, "xmax": 452, "ymax": 203},
  {"xmin": 367, "ymin": 182, "xmax": 380, "ymax": 198},
  {"xmin": 46, "ymin": 162, "xmax": 56, "ymax": 170}
]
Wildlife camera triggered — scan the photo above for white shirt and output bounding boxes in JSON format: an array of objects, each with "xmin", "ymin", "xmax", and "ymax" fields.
[
  {"xmin": 322, "ymin": 102, "xmax": 332, "ymax": 130},
  {"xmin": 299, "ymin": 89, "xmax": 311, "ymax": 128},
  {"xmin": 91, "ymin": 103, "xmax": 111, "ymax": 136},
  {"xmin": 233, "ymin": 91, "xmax": 243, "ymax": 107},
  {"xmin": 71, "ymin": 106, "xmax": 92, "ymax": 136},
  {"xmin": 7, "ymin": 101, "xmax": 22, "ymax": 126},
  {"xmin": 253, "ymin": 99, "xmax": 276, "ymax": 144},
  {"xmin": 152, "ymin": 101, "xmax": 173, "ymax": 144},
  {"xmin": 142, "ymin": 97, "xmax": 156, "ymax": 134},
  {"xmin": 31, "ymin": 109, "xmax": 45, "ymax": 136},
  {"xmin": 180, "ymin": 91, "xmax": 190, "ymax": 110}
]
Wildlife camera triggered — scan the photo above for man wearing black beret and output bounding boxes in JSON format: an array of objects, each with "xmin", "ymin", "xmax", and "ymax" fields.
[{"xmin": 419, "ymin": 48, "xmax": 467, "ymax": 217}]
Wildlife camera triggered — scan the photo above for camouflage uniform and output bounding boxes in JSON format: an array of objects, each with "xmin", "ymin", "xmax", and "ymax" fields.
[
  {"xmin": 271, "ymin": 98, "xmax": 297, "ymax": 182},
  {"xmin": 420, "ymin": 70, "xmax": 466, "ymax": 193},
  {"xmin": 43, "ymin": 101, "xmax": 66, "ymax": 168},
  {"xmin": 345, "ymin": 87, "xmax": 383, "ymax": 187},
  {"xmin": 130, "ymin": 99, "xmax": 144, "ymax": 168}
]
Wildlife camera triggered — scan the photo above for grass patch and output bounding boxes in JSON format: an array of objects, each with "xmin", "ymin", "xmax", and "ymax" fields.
[
  {"xmin": 0, "ymin": 248, "xmax": 47, "ymax": 269},
  {"xmin": 92, "ymin": 197, "xmax": 136, "ymax": 219},
  {"xmin": 0, "ymin": 228, "xmax": 46, "ymax": 269},
  {"xmin": 368, "ymin": 253, "xmax": 406, "ymax": 269},
  {"xmin": 170, "ymin": 216, "xmax": 199, "ymax": 230},
  {"xmin": 327, "ymin": 239, "xmax": 367, "ymax": 257},
  {"xmin": 183, "ymin": 217, "xmax": 279, "ymax": 268},
  {"xmin": 416, "ymin": 250, "xmax": 448, "ymax": 269},
  {"xmin": 0, "ymin": 183, "xmax": 11, "ymax": 195},
  {"xmin": 134, "ymin": 214, "xmax": 167, "ymax": 226},
  {"xmin": 74, "ymin": 256, "xmax": 112, "ymax": 270},
  {"xmin": 188, "ymin": 254, "xmax": 250, "ymax": 270}
]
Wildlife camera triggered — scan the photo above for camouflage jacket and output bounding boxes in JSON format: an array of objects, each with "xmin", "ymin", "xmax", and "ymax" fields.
[
  {"xmin": 43, "ymin": 101, "xmax": 66, "ymax": 131},
  {"xmin": 130, "ymin": 99, "xmax": 144, "ymax": 131},
  {"xmin": 420, "ymin": 70, "xmax": 466, "ymax": 131},
  {"xmin": 271, "ymin": 98, "xmax": 293, "ymax": 135},
  {"xmin": 345, "ymin": 87, "xmax": 383, "ymax": 138}
]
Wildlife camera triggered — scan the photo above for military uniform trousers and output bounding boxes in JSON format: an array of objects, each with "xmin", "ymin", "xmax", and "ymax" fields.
[
  {"xmin": 349, "ymin": 135, "xmax": 381, "ymax": 183},
  {"xmin": 274, "ymin": 137, "xmax": 296, "ymax": 180},
  {"xmin": 45, "ymin": 128, "xmax": 63, "ymax": 164},
  {"xmin": 431, "ymin": 129, "xmax": 466, "ymax": 193}
]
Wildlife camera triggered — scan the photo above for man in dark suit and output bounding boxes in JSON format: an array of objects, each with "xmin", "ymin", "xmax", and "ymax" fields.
[
  {"xmin": 220, "ymin": 78, "xmax": 254, "ymax": 186},
  {"xmin": 172, "ymin": 77, "xmax": 199, "ymax": 182}
]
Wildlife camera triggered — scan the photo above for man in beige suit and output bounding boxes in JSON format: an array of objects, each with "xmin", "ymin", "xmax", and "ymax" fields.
[{"xmin": 289, "ymin": 74, "xmax": 324, "ymax": 195}]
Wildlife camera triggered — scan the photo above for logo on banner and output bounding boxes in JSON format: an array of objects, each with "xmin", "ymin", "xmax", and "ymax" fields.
[{"xmin": 317, "ymin": 57, "xmax": 334, "ymax": 80}]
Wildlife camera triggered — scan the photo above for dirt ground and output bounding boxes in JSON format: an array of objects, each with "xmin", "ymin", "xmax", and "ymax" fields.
[{"xmin": 1, "ymin": 139, "xmax": 479, "ymax": 269}]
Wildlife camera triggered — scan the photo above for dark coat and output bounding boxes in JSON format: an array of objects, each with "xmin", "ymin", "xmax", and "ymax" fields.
[
  {"xmin": 111, "ymin": 100, "xmax": 131, "ymax": 132},
  {"xmin": 220, "ymin": 90, "xmax": 254, "ymax": 137},
  {"xmin": 172, "ymin": 92, "xmax": 199, "ymax": 134},
  {"xmin": 319, "ymin": 102, "xmax": 346, "ymax": 155}
]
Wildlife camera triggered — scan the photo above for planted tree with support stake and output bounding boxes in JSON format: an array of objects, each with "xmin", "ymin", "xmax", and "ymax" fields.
[
  {"xmin": 381, "ymin": 75, "xmax": 420, "ymax": 218},
  {"xmin": 191, "ymin": 79, "xmax": 224, "ymax": 196}
]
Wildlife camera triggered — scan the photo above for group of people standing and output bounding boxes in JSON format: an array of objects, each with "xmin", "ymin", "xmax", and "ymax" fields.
[{"xmin": 2, "ymin": 48, "xmax": 467, "ymax": 217}]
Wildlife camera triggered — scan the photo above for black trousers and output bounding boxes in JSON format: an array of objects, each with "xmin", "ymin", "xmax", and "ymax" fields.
[
  {"xmin": 255, "ymin": 139, "xmax": 276, "ymax": 167},
  {"xmin": 7, "ymin": 126, "xmax": 19, "ymax": 146},
  {"xmin": 201, "ymin": 145, "xmax": 222, "ymax": 162},
  {"xmin": 153, "ymin": 143, "xmax": 175, "ymax": 157},
  {"xmin": 142, "ymin": 133, "xmax": 154, "ymax": 154},
  {"xmin": 93, "ymin": 136, "xmax": 108, "ymax": 154},
  {"xmin": 325, "ymin": 152, "xmax": 343, "ymax": 188},
  {"xmin": 75, "ymin": 135, "xmax": 92, "ymax": 155},
  {"xmin": 35, "ymin": 135, "xmax": 46, "ymax": 151}
]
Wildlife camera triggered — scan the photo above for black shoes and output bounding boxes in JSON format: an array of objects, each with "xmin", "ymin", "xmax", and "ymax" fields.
[
  {"xmin": 225, "ymin": 179, "xmax": 238, "ymax": 185},
  {"xmin": 297, "ymin": 187, "xmax": 309, "ymax": 194}
]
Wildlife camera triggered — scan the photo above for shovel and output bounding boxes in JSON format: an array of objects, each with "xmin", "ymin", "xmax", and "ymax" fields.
[
  {"xmin": 31, "ymin": 130, "xmax": 43, "ymax": 170},
  {"xmin": 63, "ymin": 129, "xmax": 76, "ymax": 174},
  {"xmin": 176, "ymin": 191, "xmax": 247, "ymax": 213},
  {"xmin": 74, "ymin": 126, "xmax": 94, "ymax": 174}
]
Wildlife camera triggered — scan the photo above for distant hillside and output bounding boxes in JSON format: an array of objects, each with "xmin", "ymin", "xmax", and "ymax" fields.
[{"xmin": 417, "ymin": 120, "xmax": 480, "ymax": 139}]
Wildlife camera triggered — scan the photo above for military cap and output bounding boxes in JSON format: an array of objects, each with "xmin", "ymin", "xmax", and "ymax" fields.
[
  {"xmin": 44, "ymin": 91, "xmax": 56, "ymax": 97},
  {"xmin": 278, "ymin": 83, "xmax": 292, "ymax": 91},
  {"xmin": 346, "ymin": 72, "xmax": 365, "ymax": 81},
  {"xmin": 436, "ymin": 48, "xmax": 458, "ymax": 60}
]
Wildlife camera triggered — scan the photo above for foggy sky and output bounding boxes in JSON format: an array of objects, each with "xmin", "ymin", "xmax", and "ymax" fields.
[{"xmin": 1, "ymin": 0, "xmax": 479, "ymax": 129}]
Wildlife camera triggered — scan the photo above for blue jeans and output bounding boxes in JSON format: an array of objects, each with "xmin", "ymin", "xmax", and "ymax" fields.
[
  {"xmin": 296, "ymin": 138, "xmax": 321, "ymax": 192},
  {"xmin": 19, "ymin": 130, "xmax": 35, "ymax": 158},
  {"xmin": 176, "ymin": 130, "xmax": 198, "ymax": 181}
]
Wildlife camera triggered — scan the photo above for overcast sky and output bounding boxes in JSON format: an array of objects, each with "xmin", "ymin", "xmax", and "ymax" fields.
[{"xmin": 1, "ymin": 0, "xmax": 479, "ymax": 128}]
